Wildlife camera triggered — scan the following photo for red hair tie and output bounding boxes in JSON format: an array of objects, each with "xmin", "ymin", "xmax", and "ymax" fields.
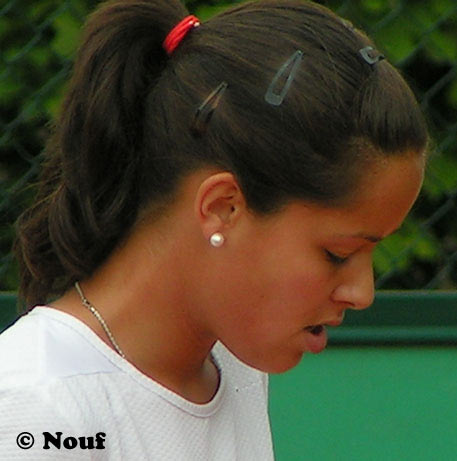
[{"xmin": 163, "ymin": 15, "xmax": 200, "ymax": 56}]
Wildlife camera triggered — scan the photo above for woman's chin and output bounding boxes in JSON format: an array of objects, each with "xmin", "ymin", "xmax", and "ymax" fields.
[{"xmin": 241, "ymin": 348, "xmax": 306, "ymax": 375}]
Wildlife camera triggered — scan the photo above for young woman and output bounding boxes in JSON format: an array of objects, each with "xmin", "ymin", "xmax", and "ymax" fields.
[{"xmin": 1, "ymin": 0, "xmax": 427, "ymax": 459}]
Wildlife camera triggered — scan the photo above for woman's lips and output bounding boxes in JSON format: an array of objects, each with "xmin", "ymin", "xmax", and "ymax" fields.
[
  {"xmin": 304, "ymin": 325, "xmax": 324, "ymax": 335},
  {"xmin": 302, "ymin": 318, "xmax": 343, "ymax": 353},
  {"xmin": 303, "ymin": 325, "xmax": 328, "ymax": 353}
]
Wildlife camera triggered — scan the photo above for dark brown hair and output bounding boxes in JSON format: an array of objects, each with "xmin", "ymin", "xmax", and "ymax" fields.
[{"xmin": 15, "ymin": 0, "xmax": 428, "ymax": 306}]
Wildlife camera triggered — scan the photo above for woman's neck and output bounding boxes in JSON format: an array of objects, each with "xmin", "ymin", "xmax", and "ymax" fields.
[{"xmin": 50, "ymin": 204, "xmax": 220, "ymax": 403}]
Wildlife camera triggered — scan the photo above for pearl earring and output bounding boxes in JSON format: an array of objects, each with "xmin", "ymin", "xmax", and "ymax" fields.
[{"xmin": 210, "ymin": 232, "xmax": 225, "ymax": 247}]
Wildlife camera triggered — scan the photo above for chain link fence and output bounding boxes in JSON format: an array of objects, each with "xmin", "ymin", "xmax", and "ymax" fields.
[{"xmin": 1, "ymin": 0, "xmax": 456, "ymax": 292}]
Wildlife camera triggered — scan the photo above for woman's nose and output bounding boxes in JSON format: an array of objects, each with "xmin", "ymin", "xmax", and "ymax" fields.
[{"xmin": 331, "ymin": 256, "xmax": 375, "ymax": 310}]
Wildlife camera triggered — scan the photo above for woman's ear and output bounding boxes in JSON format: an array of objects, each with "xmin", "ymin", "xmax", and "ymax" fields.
[{"xmin": 194, "ymin": 172, "xmax": 246, "ymax": 240}]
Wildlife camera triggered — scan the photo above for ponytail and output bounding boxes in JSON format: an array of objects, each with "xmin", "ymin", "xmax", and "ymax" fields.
[{"xmin": 15, "ymin": 0, "xmax": 188, "ymax": 305}]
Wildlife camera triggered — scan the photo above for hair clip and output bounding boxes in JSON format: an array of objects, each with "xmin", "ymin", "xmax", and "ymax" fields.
[
  {"xmin": 192, "ymin": 81, "xmax": 228, "ymax": 135},
  {"xmin": 359, "ymin": 46, "xmax": 385, "ymax": 65},
  {"xmin": 265, "ymin": 50, "xmax": 303, "ymax": 106},
  {"xmin": 340, "ymin": 18, "xmax": 355, "ymax": 32}
]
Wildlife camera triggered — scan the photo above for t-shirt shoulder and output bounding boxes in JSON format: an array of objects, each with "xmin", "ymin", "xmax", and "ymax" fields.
[{"xmin": 0, "ymin": 306, "xmax": 120, "ymax": 388}]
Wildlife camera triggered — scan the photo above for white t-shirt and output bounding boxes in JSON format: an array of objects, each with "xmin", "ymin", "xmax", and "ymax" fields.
[{"xmin": 0, "ymin": 307, "xmax": 274, "ymax": 460}]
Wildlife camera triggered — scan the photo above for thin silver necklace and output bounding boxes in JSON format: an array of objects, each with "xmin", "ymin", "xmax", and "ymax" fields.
[{"xmin": 74, "ymin": 281, "xmax": 125, "ymax": 358}]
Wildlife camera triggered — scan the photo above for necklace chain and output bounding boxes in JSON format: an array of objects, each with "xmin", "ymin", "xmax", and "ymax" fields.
[{"xmin": 74, "ymin": 281, "xmax": 125, "ymax": 358}]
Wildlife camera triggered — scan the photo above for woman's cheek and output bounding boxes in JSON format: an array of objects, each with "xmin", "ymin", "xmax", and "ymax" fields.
[{"xmin": 276, "ymin": 260, "xmax": 332, "ymax": 308}]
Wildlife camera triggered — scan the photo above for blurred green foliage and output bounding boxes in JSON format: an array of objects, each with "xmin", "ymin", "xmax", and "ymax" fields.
[
  {"xmin": 327, "ymin": 0, "xmax": 457, "ymax": 289},
  {"xmin": 1, "ymin": 0, "xmax": 456, "ymax": 291}
]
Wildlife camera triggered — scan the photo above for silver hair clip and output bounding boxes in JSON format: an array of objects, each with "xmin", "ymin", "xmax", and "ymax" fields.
[
  {"xmin": 265, "ymin": 50, "xmax": 303, "ymax": 106},
  {"xmin": 359, "ymin": 46, "xmax": 385, "ymax": 65},
  {"xmin": 192, "ymin": 81, "xmax": 228, "ymax": 135}
]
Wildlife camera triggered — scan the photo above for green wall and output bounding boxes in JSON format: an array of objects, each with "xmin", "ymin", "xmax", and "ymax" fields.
[{"xmin": 270, "ymin": 347, "xmax": 457, "ymax": 461}]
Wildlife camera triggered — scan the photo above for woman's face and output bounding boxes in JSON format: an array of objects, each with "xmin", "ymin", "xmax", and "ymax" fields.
[{"xmin": 204, "ymin": 153, "xmax": 425, "ymax": 373}]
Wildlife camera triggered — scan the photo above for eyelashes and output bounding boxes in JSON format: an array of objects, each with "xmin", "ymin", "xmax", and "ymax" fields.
[{"xmin": 325, "ymin": 250, "xmax": 349, "ymax": 266}]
